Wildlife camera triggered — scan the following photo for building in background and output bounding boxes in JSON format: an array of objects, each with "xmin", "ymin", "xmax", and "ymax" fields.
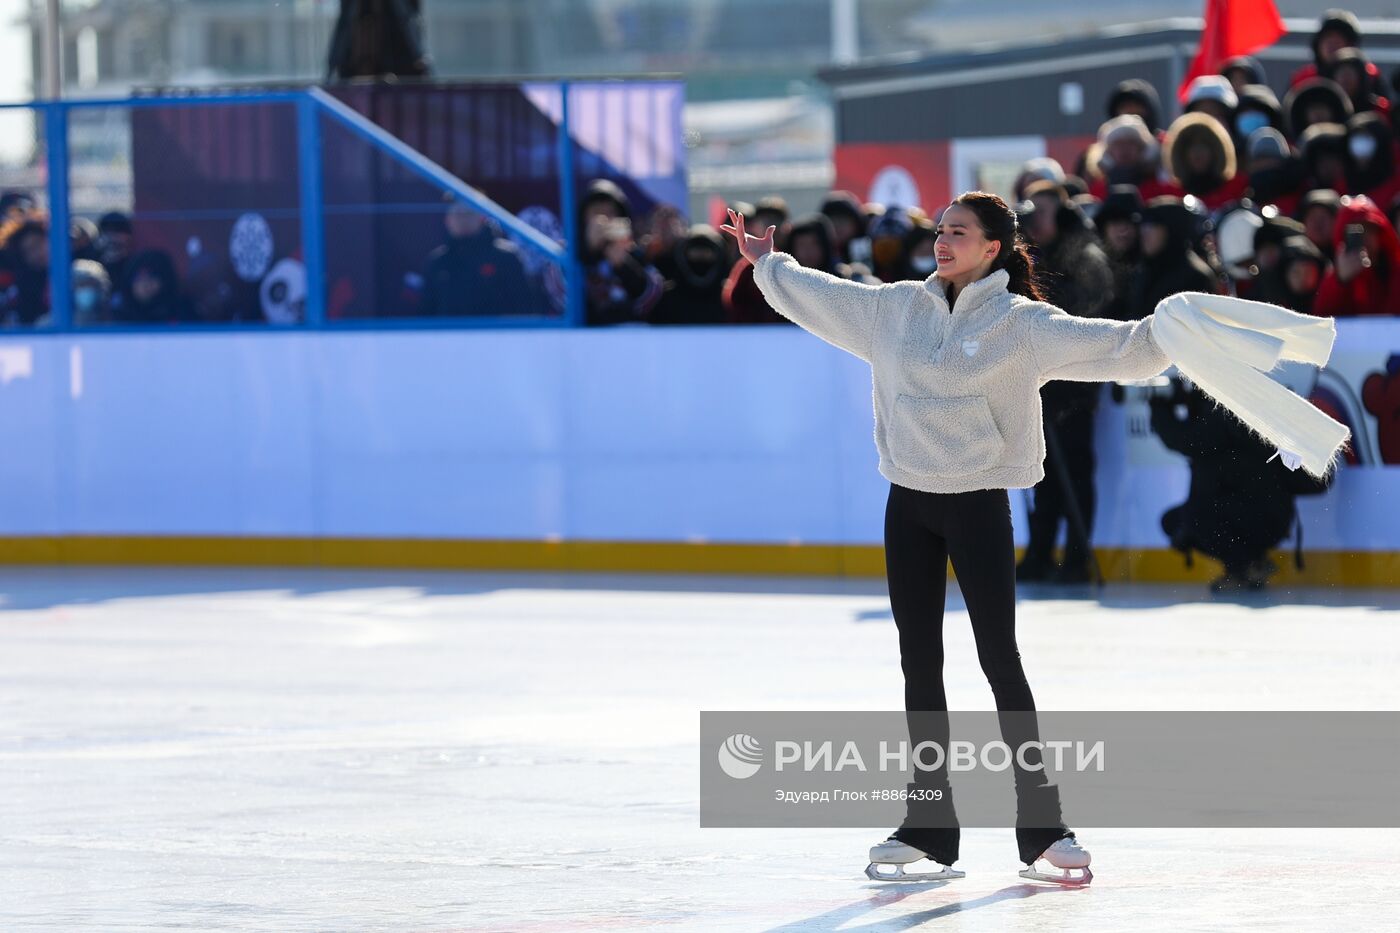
[
  {"xmin": 820, "ymin": 18, "xmax": 1400, "ymax": 211},
  {"xmin": 16, "ymin": 0, "xmax": 1400, "ymax": 218}
]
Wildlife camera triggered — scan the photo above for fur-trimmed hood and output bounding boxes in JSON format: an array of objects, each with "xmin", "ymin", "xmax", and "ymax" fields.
[{"xmin": 1166, "ymin": 113, "xmax": 1237, "ymax": 194}]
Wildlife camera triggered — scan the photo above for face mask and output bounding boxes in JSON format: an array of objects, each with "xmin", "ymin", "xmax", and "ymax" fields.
[
  {"xmin": 74, "ymin": 287, "xmax": 101, "ymax": 312},
  {"xmin": 1236, "ymin": 111, "xmax": 1270, "ymax": 138},
  {"xmin": 911, "ymin": 255, "xmax": 938, "ymax": 274},
  {"xmin": 1350, "ymin": 134, "xmax": 1379, "ymax": 162}
]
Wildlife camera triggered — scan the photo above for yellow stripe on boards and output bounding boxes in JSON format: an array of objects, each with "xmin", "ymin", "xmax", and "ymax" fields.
[{"xmin": 0, "ymin": 537, "xmax": 1394, "ymax": 586}]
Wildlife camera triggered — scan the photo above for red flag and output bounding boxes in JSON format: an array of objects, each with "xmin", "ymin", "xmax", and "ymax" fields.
[
  {"xmin": 709, "ymin": 194, "xmax": 731, "ymax": 229},
  {"xmin": 1177, "ymin": 0, "xmax": 1285, "ymax": 103}
]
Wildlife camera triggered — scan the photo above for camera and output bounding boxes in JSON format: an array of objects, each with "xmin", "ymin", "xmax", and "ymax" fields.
[
  {"xmin": 1344, "ymin": 223, "xmax": 1365, "ymax": 254},
  {"xmin": 606, "ymin": 217, "xmax": 633, "ymax": 242}
]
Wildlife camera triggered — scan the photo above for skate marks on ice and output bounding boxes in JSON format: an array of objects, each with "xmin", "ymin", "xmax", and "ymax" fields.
[
  {"xmin": 762, "ymin": 880, "xmax": 1074, "ymax": 933},
  {"xmin": 744, "ymin": 827, "xmax": 1398, "ymax": 933}
]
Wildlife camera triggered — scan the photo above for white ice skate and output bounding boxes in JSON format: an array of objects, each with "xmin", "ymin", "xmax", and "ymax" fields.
[
  {"xmin": 1018, "ymin": 835, "xmax": 1093, "ymax": 886},
  {"xmin": 865, "ymin": 835, "xmax": 965, "ymax": 882}
]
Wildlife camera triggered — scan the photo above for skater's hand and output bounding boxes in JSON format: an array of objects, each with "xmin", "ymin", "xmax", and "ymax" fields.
[{"xmin": 719, "ymin": 208, "xmax": 776, "ymax": 265}]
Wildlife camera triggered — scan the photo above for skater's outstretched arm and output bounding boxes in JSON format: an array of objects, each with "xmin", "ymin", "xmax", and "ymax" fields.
[
  {"xmin": 1026, "ymin": 304, "xmax": 1170, "ymax": 384},
  {"xmin": 721, "ymin": 208, "xmax": 886, "ymax": 362}
]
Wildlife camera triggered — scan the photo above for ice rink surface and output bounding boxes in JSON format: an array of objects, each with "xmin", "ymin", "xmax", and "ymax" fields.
[{"xmin": 3, "ymin": 565, "xmax": 1398, "ymax": 932}]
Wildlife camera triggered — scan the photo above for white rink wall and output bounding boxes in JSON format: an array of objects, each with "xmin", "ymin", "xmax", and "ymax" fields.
[{"xmin": 0, "ymin": 322, "xmax": 1396, "ymax": 550}]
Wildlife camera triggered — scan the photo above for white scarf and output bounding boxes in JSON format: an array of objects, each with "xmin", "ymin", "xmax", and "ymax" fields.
[{"xmin": 1150, "ymin": 292, "xmax": 1352, "ymax": 480}]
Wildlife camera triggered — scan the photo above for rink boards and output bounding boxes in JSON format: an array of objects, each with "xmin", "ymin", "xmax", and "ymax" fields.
[{"xmin": 0, "ymin": 320, "xmax": 1396, "ymax": 585}]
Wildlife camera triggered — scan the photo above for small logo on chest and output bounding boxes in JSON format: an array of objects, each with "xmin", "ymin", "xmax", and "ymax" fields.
[{"xmin": 961, "ymin": 339, "xmax": 980, "ymax": 357}]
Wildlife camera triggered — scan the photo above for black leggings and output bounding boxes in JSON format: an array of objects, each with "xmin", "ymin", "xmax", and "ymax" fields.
[
  {"xmin": 882, "ymin": 482, "xmax": 1069, "ymax": 865},
  {"xmin": 885, "ymin": 482, "xmax": 1034, "ymax": 713}
]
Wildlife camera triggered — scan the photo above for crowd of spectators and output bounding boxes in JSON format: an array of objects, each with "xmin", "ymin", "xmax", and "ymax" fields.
[
  {"xmin": 1, "ymin": 10, "xmax": 1396, "ymax": 330},
  {"xmin": 577, "ymin": 10, "xmax": 1400, "ymax": 326},
  {"xmin": 0, "ymin": 195, "xmax": 187, "ymax": 327}
]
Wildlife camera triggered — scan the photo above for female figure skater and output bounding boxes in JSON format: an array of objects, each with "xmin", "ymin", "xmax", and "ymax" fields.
[{"xmin": 720, "ymin": 191, "xmax": 1349, "ymax": 886}]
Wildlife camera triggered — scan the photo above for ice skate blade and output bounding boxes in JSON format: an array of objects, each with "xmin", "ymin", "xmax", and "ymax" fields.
[
  {"xmin": 1018, "ymin": 865, "xmax": 1093, "ymax": 886},
  {"xmin": 865, "ymin": 861, "xmax": 965, "ymax": 882}
]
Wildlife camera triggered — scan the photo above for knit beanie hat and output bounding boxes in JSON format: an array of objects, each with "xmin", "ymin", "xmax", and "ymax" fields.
[
  {"xmin": 1254, "ymin": 215, "xmax": 1306, "ymax": 253},
  {"xmin": 1099, "ymin": 113, "xmax": 1156, "ymax": 148},
  {"xmin": 1279, "ymin": 234, "xmax": 1325, "ymax": 267},
  {"xmin": 1186, "ymin": 75, "xmax": 1239, "ymax": 112},
  {"xmin": 1095, "ymin": 184, "xmax": 1145, "ymax": 227},
  {"xmin": 1247, "ymin": 127, "xmax": 1290, "ymax": 162},
  {"xmin": 869, "ymin": 205, "xmax": 913, "ymax": 239},
  {"xmin": 1020, "ymin": 156, "xmax": 1066, "ymax": 185},
  {"xmin": 98, "ymin": 210, "xmax": 134, "ymax": 234},
  {"xmin": 1299, "ymin": 122, "xmax": 1348, "ymax": 161},
  {"xmin": 1107, "ymin": 79, "xmax": 1164, "ymax": 132},
  {"xmin": 580, "ymin": 178, "xmax": 631, "ymax": 217},
  {"xmin": 1220, "ymin": 55, "xmax": 1267, "ymax": 86},
  {"xmin": 819, "ymin": 190, "xmax": 864, "ymax": 225},
  {"xmin": 1023, "ymin": 178, "xmax": 1070, "ymax": 205},
  {"xmin": 1296, "ymin": 188, "xmax": 1342, "ymax": 218},
  {"xmin": 1237, "ymin": 84, "xmax": 1282, "ymax": 120},
  {"xmin": 1142, "ymin": 196, "xmax": 1198, "ymax": 243}
]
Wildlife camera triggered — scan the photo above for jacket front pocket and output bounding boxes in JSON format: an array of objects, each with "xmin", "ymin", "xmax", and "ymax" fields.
[{"xmin": 888, "ymin": 394, "xmax": 1007, "ymax": 476}]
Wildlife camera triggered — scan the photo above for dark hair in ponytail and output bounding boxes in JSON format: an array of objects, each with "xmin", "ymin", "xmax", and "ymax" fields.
[{"xmin": 949, "ymin": 191, "xmax": 1048, "ymax": 301}]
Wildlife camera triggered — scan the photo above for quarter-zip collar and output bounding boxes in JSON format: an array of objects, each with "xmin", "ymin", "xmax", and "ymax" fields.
[{"xmin": 924, "ymin": 267, "xmax": 1011, "ymax": 316}]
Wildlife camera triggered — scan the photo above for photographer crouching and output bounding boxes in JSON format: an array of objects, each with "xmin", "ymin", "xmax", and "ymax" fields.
[{"xmin": 1145, "ymin": 373, "xmax": 1329, "ymax": 593}]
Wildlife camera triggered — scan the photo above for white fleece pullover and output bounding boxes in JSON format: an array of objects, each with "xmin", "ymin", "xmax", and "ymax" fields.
[{"xmin": 752, "ymin": 250, "xmax": 1172, "ymax": 494}]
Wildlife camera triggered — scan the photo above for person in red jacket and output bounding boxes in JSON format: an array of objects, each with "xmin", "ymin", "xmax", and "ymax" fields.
[{"xmin": 1314, "ymin": 194, "xmax": 1400, "ymax": 316}]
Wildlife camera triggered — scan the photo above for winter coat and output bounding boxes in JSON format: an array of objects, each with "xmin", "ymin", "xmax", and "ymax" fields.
[
  {"xmin": 1032, "ymin": 221, "xmax": 1116, "ymax": 417},
  {"xmin": 722, "ymin": 260, "xmax": 783, "ymax": 324},
  {"xmin": 1314, "ymin": 195, "xmax": 1400, "ymax": 316},
  {"xmin": 1149, "ymin": 382, "xmax": 1298, "ymax": 565},
  {"xmin": 750, "ymin": 252, "xmax": 1170, "ymax": 494},
  {"xmin": 652, "ymin": 226, "xmax": 729, "ymax": 325},
  {"xmin": 1127, "ymin": 221, "xmax": 1219, "ymax": 320},
  {"xmin": 420, "ymin": 227, "xmax": 535, "ymax": 317},
  {"xmin": 111, "ymin": 250, "xmax": 193, "ymax": 325}
]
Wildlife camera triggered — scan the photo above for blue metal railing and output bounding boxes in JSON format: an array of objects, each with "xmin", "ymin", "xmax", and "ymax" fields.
[
  {"xmin": 42, "ymin": 103, "xmax": 71, "ymax": 332},
  {"xmin": 296, "ymin": 94, "xmax": 327, "ymax": 327},
  {"xmin": 0, "ymin": 86, "xmax": 586, "ymax": 331}
]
